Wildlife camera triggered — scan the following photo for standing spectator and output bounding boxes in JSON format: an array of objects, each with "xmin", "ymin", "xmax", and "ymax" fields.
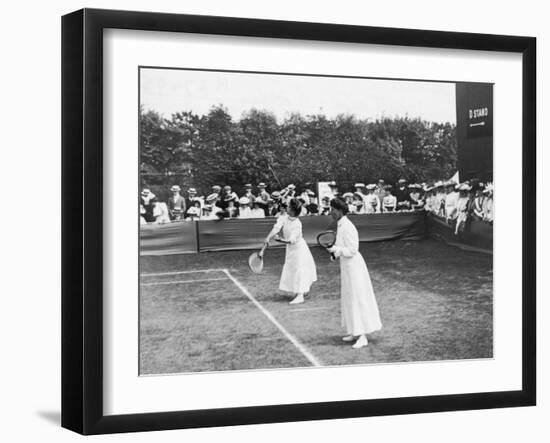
[
  {"xmin": 471, "ymin": 184, "xmax": 486, "ymax": 220},
  {"xmin": 167, "ymin": 185, "xmax": 186, "ymax": 221},
  {"xmin": 140, "ymin": 188, "xmax": 157, "ymax": 222},
  {"xmin": 374, "ymin": 179, "xmax": 386, "ymax": 202},
  {"xmin": 443, "ymin": 182, "xmax": 459, "ymax": 223},
  {"xmin": 455, "ymin": 183, "xmax": 472, "ymax": 234},
  {"xmin": 395, "ymin": 179, "xmax": 411, "ymax": 211},
  {"xmin": 433, "ymin": 181, "xmax": 446, "ymax": 216},
  {"xmin": 220, "ymin": 185, "xmax": 239, "ymax": 210},
  {"xmin": 257, "ymin": 182, "xmax": 270, "ymax": 203},
  {"xmin": 364, "ymin": 184, "xmax": 381, "ymax": 213},
  {"xmin": 281, "ymin": 184, "xmax": 297, "ymax": 203},
  {"xmin": 243, "ymin": 184, "xmax": 255, "ymax": 202},
  {"xmin": 270, "ymin": 191, "xmax": 283, "ymax": 214},
  {"xmin": 382, "ymin": 186, "xmax": 397, "ymax": 212},
  {"xmin": 482, "ymin": 184, "xmax": 494, "ymax": 223},
  {"xmin": 424, "ymin": 186, "xmax": 436, "ymax": 213},
  {"xmin": 305, "ymin": 189, "xmax": 318, "ymax": 214},
  {"xmin": 328, "ymin": 181, "xmax": 339, "ymax": 199}
]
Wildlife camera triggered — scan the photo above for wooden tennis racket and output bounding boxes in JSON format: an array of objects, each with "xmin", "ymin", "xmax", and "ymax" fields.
[
  {"xmin": 316, "ymin": 230, "xmax": 336, "ymax": 260},
  {"xmin": 248, "ymin": 243, "xmax": 268, "ymax": 274}
]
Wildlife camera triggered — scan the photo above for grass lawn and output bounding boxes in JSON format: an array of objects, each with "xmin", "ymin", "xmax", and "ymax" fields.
[{"xmin": 139, "ymin": 239, "xmax": 492, "ymax": 375}]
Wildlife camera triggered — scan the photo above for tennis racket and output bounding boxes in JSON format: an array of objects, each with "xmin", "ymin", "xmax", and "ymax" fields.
[
  {"xmin": 316, "ymin": 230, "xmax": 336, "ymax": 260},
  {"xmin": 248, "ymin": 243, "xmax": 268, "ymax": 274}
]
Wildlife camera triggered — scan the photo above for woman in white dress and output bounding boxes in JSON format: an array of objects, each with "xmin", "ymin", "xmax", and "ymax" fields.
[
  {"xmin": 264, "ymin": 198, "xmax": 317, "ymax": 305},
  {"xmin": 327, "ymin": 197, "xmax": 382, "ymax": 349}
]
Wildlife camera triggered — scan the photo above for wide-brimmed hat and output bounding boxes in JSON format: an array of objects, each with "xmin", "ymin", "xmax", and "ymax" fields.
[
  {"xmin": 212, "ymin": 185, "xmax": 221, "ymax": 192},
  {"xmin": 343, "ymin": 192, "xmax": 354, "ymax": 198},
  {"xmin": 354, "ymin": 183, "xmax": 365, "ymax": 188},
  {"xmin": 271, "ymin": 191, "xmax": 281, "ymax": 199},
  {"xmin": 244, "ymin": 184, "xmax": 252, "ymax": 189},
  {"xmin": 170, "ymin": 185, "xmax": 181, "ymax": 192},
  {"xmin": 328, "ymin": 181, "xmax": 337, "ymax": 188},
  {"xmin": 188, "ymin": 187, "xmax": 197, "ymax": 193},
  {"xmin": 258, "ymin": 182, "xmax": 266, "ymax": 188},
  {"xmin": 205, "ymin": 193, "xmax": 218, "ymax": 202},
  {"xmin": 408, "ymin": 184, "xmax": 422, "ymax": 190},
  {"xmin": 366, "ymin": 184, "xmax": 377, "ymax": 191},
  {"xmin": 287, "ymin": 184, "xmax": 296, "ymax": 190},
  {"xmin": 223, "ymin": 185, "xmax": 231, "ymax": 191},
  {"xmin": 398, "ymin": 178, "xmax": 407, "ymax": 184},
  {"xmin": 239, "ymin": 196, "xmax": 250, "ymax": 205},
  {"xmin": 141, "ymin": 189, "xmax": 151, "ymax": 196}
]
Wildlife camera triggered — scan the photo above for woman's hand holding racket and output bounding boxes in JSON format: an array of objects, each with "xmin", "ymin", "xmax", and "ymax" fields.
[{"xmin": 316, "ymin": 231, "xmax": 337, "ymax": 261}]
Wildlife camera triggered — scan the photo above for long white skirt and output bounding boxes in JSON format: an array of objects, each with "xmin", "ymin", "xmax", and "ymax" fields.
[
  {"xmin": 340, "ymin": 252, "xmax": 382, "ymax": 335},
  {"xmin": 279, "ymin": 238, "xmax": 317, "ymax": 293}
]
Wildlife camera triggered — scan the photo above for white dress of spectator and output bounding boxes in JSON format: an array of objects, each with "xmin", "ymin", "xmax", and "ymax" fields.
[
  {"xmin": 153, "ymin": 202, "xmax": 171, "ymax": 224},
  {"xmin": 238, "ymin": 196, "xmax": 253, "ymax": 219},
  {"xmin": 250, "ymin": 206, "xmax": 266, "ymax": 218},
  {"xmin": 382, "ymin": 192, "xmax": 397, "ymax": 212},
  {"xmin": 444, "ymin": 186, "xmax": 459, "ymax": 221}
]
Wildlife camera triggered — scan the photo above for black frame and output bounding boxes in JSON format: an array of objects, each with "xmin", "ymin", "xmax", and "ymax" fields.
[{"xmin": 62, "ymin": 8, "xmax": 536, "ymax": 435}]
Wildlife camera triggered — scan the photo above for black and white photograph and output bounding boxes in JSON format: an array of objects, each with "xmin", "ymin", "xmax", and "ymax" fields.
[{"xmin": 138, "ymin": 67, "xmax": 493, "ymax": 375}]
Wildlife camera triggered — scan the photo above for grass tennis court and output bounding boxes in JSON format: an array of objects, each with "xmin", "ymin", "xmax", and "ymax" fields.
[{"xmin": 139, "ymin": 239, "xmax": 492, "ymax": 375}]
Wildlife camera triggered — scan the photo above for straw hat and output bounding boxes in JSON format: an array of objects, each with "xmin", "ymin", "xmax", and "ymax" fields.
[{"xmin": 170, "ymin": 185, "xmax": 181, "ymax": 192}]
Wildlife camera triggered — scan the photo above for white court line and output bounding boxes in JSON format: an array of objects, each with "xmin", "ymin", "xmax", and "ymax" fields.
[
  {"xmin": 222, "ymin": 269, "xmax": 322, "ymax": 367},
  {"xmin": 141, "ymin": 268, "xmax": 225, "ymax": 277},
  {"xmin": 141, "ymin": 278, "xmax": 227, "ymax": 286},
  {"xmin": 289, "ymin": 307, "xmax": 332, "ymax": 312}
]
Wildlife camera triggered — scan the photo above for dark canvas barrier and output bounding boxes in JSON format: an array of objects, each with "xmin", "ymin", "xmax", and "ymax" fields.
[
  {"xmin": 140, "ymin": 221, "xmax": 198, "ymax": 255},
  {"xmin": 198, "ymin": 212, "xmax": 426, "ymax": 252},
  {"xmin": 140, "ymin": 212, "xmax": 427, "ymax": 256},
  {"xmin": 427, "ymin": 213, "xmax": 492, "ymax": 253}
]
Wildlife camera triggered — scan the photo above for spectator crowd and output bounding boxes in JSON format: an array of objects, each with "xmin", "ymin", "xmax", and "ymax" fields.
[{"xmin": 140, "ymin": 178, "xmax": 494, "ymax": 234}]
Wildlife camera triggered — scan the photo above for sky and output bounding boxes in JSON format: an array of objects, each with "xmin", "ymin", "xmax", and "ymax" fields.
[{"xmin": 140, "ymin": 68, "xmax": 456, "ymax": 124}]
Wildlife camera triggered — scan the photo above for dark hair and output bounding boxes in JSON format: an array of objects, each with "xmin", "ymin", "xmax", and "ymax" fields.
[
  {"xmin": 287, "ymin": 198, "xmax": 302, "ymax": 216},
  {"xmin": 330, "ymin": 197, "xmax": 349, "ymax": 215}
]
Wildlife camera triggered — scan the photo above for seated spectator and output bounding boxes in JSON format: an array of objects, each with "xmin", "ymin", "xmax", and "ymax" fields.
[
  {"xmin": 297, "ymin": 197, "xmax": 309, "ymax": 216},
  {"xmin": 423, "ymin": 186, "xmax": 436, "ymax": 213},
  {"xmin": 237, "ymin": 196, "xmax": 253, "ymax": 219},
  {"xmin": 251, "ymin": 197, "xmax": 267, "ymax": 218},
  {"xmin": 185, "ymin": 187, "xmax": 201, "ymax": 213},
  {"xmin": 202, "ymin": 193, "xmax": 222, "ymax": 219},
  {"xmin": 320, "ymin": 196, "xmax": 331, "ymax": 215},
  {"xmin": 409, "ymin": 184, "xmax": 425, "ymax": 211},
  {"xmin": 352, "ymin": 192, "xmax": 365, "ymax": 214},
  {"xmin": 382, "ymin": 186, "xmax": 397, "ymax": 212},
  {"xmin": 168, "ymin": 185, "xmax": 186, "ymax": 221},
  {"xmin": 343, "ymin": 192, "xmax": 355, "ymax": 213},
  {"xmin": 364, "ymin": 184, "xmax": 381, "ymax": 213},
  {"xmin": 395, "ymin": 179, "xmax": 411, "ymax": 211},
  {"xmin": 153, "ymin": 202, "xmax": 171, "ymax": 224},
  {"xmin": 307, "ymin": 202, "xmax": 319, "ymax": 215},
  {"xmin": 185, "ymin": 200, "xmax": 202, "ymax": 220},
  {"xmin": 140, "ymin": 188, "xmax": 157, "ymax": 222},
  {"xmin": 224, "ymin": 194, "xmax": 239, "ymax": 218},
  {"xmin": 433, "ymin": 181, "xmax": 446, "ymax": 216}
]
